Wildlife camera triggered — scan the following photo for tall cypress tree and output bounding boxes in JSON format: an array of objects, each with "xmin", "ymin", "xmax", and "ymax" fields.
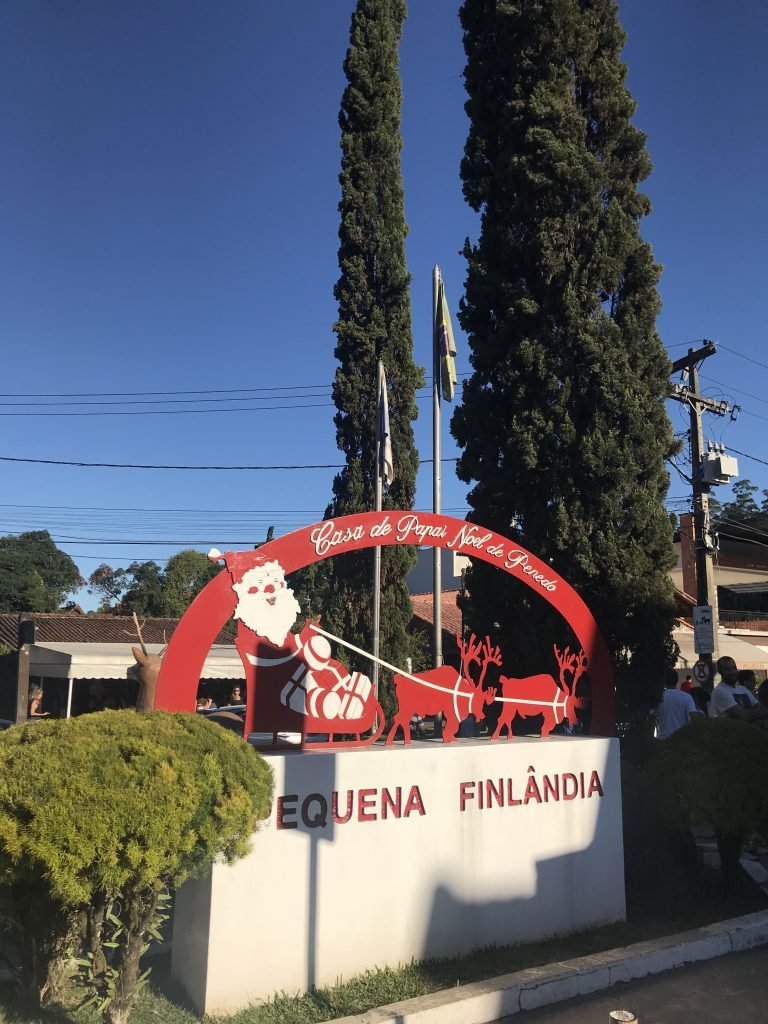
[
  {"xmin": 453, "ymin": 0, "xmax": 677, "ymax": 727},
  {"xmin": 313, "ymin": 0, "xmax": 422, "ymax": 714}
]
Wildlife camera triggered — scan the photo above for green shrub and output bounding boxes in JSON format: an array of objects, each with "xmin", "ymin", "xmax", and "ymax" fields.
[
  {"xmin": 650, "ymin": 718, "xmax": 768, "ymax": 880},
  {"xmin": 0, "ymin": 710, "xmax": 273, "ymax": 1024}
]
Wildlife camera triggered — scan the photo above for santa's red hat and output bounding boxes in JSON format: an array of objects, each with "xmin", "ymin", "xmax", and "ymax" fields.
[{"xmin": 208, "ymin": 547, "xmax": 260, "ymax": 583}]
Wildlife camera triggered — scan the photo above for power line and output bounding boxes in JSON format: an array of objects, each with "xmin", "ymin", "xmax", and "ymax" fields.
[
  {"xmin": 0, "ymin": 402, "xmax": 334, "ymax": 417},
  {"xmin": 724, "ymin": 445, "xmax": 768, "ymax": 469},
  {"xmin": 0, "ymin": 382, "xmax": 334, "ymax": 398},
  {"xmin": 0, "ymin": 392, "xmax": 331, "ymax": 408},
  {"xmin": 741, "ymin": 409, "xmax": 768, "ymax": 424},
  {"xmin": 0, "ymin": 388, "xmax": 447, "ymax": 418},
  {"xmin": 716, "ymin": 342, "xmax": 768, "ymax": 373},
  {"xmin": 0, "ymin": 455, "xmax": 342, "ymax": 471},
  {"xmin": 717, "ymin": 516, "xmax": 768, "ymax": 541},
  {"xmin": 717, "ymin": 529, "xmax": 768, "ymax": 552},
  {"xmin": 0, "ymin": 373, "xmax": 472, "ymax": 402},
  {"xmin": 700, "ymin": 375, "xmax": 768, "ymax": 408},
  {"xmin": 48, "ymin": 536, "xmax": 280, "ymax": 546},
  {"xmin": 0, "ymin": 454, "xmax": 459, "ymax": 470},
  {"xmin": 0, "ymin": 503, "xmax": 329, "ymax": 513}
]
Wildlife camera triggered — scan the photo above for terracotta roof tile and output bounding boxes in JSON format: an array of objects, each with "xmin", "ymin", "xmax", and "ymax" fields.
[
  {"xmin": 1, "ymin": 593, "xmax": 461, "ymax": 654},
  {"xmin": 0, "ymin": 613, "xmax": 235, "ymax": 651},
  {"xmin": 410, "ymin": 591, "xmax": 462, "ymax": 637}
]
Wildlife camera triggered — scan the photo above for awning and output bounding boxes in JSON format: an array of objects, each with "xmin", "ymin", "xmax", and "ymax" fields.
[
  {"xmin": 28, "ymin": 643, "xmax": 244, "ymax": 681},
  {"xmin": 719, "ymin": 582, "xmax": 768, "ymax": 595},
  {"xmin": 673, "ymin": 629, "xmax": 768, "ymax": 670}
]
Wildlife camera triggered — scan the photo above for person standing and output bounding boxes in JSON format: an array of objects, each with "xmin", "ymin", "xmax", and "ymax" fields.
[
  {"xmin": 27, "ymin": 687, "xmax": 49, "ymax": 719},
  {"xmin": 737, "ymin": 669, "xmax": 757, "ymax": 695},
  {"xmin": 710, "ymin": 657, "xmax": 768, "ymax": 722},
  {"xmin": 655, "ymin": 669, "xmax": 699, "ymax": 739}
]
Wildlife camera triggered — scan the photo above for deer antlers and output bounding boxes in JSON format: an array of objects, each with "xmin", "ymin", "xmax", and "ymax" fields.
[
  {"xmin": 478, "ymin": 637, "xmax": 502, "ymax": 689},
  {"xmin": 457, "ymin": 632, "xmax": 502, "ymax": 691},
  {"xmin": 553, "ymin": 645, "xmax": 589, "ymax": 694},
  {"xmin": 456, "ymin": 632, "xmax": 482, "ymax": 683}
]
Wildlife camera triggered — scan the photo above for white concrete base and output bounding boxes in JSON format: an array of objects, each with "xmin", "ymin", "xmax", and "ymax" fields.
[{"xmin": 171, "ymin": 736, "xmax": 625, "ymax": 1014}]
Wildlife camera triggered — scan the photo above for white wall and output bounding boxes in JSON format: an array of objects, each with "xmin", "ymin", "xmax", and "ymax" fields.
[
  {"xmin": 406, "ymin": 547, "xmax": 470, "ymax": 594},
  {"xmin": 172, "ymin": 737, "xmax": 624, "ymax": 1014}
]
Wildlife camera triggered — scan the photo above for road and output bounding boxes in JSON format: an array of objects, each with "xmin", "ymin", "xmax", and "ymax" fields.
[{"xmin": 498, "ymin": 946, "xmax": 768, "ymax": 1023}]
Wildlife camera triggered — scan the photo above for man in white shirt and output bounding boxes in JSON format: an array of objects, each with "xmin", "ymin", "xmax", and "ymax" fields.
[
  {"xmin": 656, "ymin": 669, "xmax": 699, "ymax": 740},
  {"xmin": 710, "ymin": 657, "xmax": 768, "ymax": 722}
]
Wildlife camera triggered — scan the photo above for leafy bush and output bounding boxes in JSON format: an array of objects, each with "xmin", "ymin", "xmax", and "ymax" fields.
[
  {"xmin": 0, "ymin": 710, "xmax": 273, "ymax": 1023},
  {"xmin": 621, "ymin": 759, "xmax": 699, "ymax": 910},
  {"xmin": 650, "ymin": 718, "xmax": 768, "ymax": 880}
]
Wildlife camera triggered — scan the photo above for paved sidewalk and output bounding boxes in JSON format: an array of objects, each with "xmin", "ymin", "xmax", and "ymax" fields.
[
  {"xmin": 496, "ymin": 945, "xmax": 768, "ymax": 1022},
  {"xmin": 334, "ymin": 911, "xmax": 768, "ymax": 1024}
]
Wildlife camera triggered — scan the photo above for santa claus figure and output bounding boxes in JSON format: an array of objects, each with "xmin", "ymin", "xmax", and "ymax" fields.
[
  {"xmin": 209, "ymin": 549, "xmax": 372, "ymax": 733},
  {"xmin": 230, "ymin": 557, "xmax": 301, "ymax": 646}
]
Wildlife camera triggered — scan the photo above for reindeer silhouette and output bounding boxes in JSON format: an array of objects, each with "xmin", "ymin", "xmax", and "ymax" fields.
[
  {"xmin": 492, "ymin": 645, "xmax": 588, "ymax": 739},
  {"xmin": 386, "ymin": 633, "xmax": 500, "ymax": 744}
]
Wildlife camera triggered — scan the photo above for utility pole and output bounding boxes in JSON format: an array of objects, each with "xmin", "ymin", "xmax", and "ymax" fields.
[
  {"xmin": 432, "ymin": 265, "xmax": 443, "ymax": 668},
  {"xmin": 670, "ymin": 341, "xmax": 736, "ymax": 683}
]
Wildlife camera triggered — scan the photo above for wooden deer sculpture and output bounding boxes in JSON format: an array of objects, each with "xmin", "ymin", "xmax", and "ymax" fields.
[{"xmin": 131, "ymin": 614, "xmax": 164, "ymax": 712}]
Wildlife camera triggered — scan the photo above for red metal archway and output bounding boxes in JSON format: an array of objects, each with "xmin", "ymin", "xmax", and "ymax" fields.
[{"xmin": 155, "ymin": 511, "xmax": 615, "ymax": 736}]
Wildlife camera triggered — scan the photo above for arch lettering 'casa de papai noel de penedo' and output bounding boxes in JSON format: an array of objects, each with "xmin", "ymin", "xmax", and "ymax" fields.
[{"xmin": 155, "ymin": 511, "xmax": 615, "ymax": 742}]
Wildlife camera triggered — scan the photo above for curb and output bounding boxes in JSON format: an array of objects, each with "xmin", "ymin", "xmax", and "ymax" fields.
[{"xmin": 332, "ymin": 910, "xmax": 768, "ymax": 1024}]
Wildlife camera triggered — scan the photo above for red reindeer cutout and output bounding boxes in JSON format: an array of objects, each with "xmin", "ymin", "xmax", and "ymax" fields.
[
  {"xmin": 492, "ymin": 645, "xmax": 588, "ymax": 739},
  {"xmin": 386, "ymin": 633, "xmax": 500, "ymax": 744}
]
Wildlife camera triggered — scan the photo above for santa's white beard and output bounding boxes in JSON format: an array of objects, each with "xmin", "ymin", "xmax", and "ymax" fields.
[{"xmin": 235, "ymin": 590, "xmax": 302, "ymax": 646}]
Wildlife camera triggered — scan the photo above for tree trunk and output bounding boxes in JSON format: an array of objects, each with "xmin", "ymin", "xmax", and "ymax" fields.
[
  {"xmin": 87, "ymin": 892, "xmax": 109, "ymax": 976},
  {"xmin": 104, "ymin": 888, "xmax": 159, "ymax": 1024},
  {"xmin": 8, "ymin": 893, "xmax": 80, "ymax": 1007}
]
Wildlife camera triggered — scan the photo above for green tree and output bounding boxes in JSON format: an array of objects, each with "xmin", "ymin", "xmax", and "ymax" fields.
[
  {"xmin": 0, "ymin": 711, "xmax": 273, "ymax": 1023},
  {"xmin": 453, "ymin": 0, "xmax": 677, "ymax": 728},
  {"xmin": 709, "ymin": 478, "xmax": 762, "ymax": 524},
  {"xmin": 115, "ymin": 561, "xmax": 165, "ymax": 616},
  {"xmin": 0, "ymin": 531, "xmax": 82, "ymax": 612},
  {"xmin": 88, "ymin": 563, "xmax": 128, "ymax": 612},
  {"xmin": 157, "ymin": 550, "xmax": 219, "ymax": 616},
  {"xmin": 314, "ymin": 0, "xmax": 423, "ymax": 716},
  {"xmin": 89, "ymin": 551, "xmax": 218, "ymax": 617}
]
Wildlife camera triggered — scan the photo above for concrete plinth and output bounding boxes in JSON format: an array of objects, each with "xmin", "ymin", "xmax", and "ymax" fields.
[{"xmin": 171, "ymin": 736, "xmax": 625, "ymax": 1014}]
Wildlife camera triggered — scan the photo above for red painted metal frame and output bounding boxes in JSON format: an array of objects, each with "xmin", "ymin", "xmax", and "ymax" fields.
[{"xmin": 155, "ymin": 511, "xmax": 615, "ymax": 736}]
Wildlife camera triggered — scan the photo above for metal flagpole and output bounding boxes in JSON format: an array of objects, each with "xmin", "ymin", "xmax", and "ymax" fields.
[
  {"xmin": 432, "ymin": 265, "xmax": 443, "ymax": 667},
  {"xmin": 372, "ymin": 361, "xmax": 383, "ymax": 703}
]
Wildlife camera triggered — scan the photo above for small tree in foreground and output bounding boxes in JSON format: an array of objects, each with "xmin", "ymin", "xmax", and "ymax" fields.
[
  {"xmin": 651, "ymin": 718, "xmax": 768, "ymax": 885},
  {"xmin": 0, "ymin": 711, "xmax": 273, "ymax": 1024}
]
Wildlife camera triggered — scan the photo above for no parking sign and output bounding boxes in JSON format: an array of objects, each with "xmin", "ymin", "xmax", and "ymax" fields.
[{"xmin": 693, "ymin": 659, "xmax": 711, "ymax": 685}]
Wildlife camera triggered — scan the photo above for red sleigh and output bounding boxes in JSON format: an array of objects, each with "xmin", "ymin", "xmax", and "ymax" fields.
[{"xmin": 237, "ymin": 621, "xmax": 385, "ymax": 747}]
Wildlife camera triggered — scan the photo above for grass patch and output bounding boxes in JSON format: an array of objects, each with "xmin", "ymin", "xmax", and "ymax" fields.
[{"xmin": 0, "ymin": 863, "xmax": 764, "ymax": 1024}]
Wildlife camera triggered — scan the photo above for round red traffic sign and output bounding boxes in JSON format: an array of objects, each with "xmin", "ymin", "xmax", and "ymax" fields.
[{"xmin": 692, "ymin": 659, "xmax": 711, "ymax": 684}]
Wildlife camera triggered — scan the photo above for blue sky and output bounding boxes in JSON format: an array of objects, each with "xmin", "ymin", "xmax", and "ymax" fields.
[{"xmin": 1, "ymin": 0, "xmax": 767, "ymax": 607}]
